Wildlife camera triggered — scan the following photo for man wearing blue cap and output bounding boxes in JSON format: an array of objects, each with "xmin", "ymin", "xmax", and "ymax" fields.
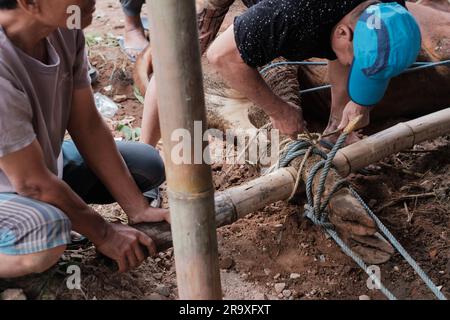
[{"xmin": 207, "ymin": 0, "xmax": 422, "ymax": 143}]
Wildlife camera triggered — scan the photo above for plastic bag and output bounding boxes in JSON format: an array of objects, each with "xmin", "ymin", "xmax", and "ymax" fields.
[{"xmin": 94, "ymin": 92, "xmax": 118, "ymax": 118}]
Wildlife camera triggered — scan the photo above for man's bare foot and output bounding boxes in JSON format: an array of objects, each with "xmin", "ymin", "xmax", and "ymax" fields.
[{"xmin": 122, "ymin": 15, "xmax": 149, "ymax": 61}]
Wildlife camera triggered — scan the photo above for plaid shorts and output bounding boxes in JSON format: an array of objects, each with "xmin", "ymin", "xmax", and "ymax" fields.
[
  {"xmin": 0, "ymin": 193, "xmax": 71, "ymax": 255},
  {"xmin": 0, "ymin": 140, "xmax": 164, "ymax": 256}
]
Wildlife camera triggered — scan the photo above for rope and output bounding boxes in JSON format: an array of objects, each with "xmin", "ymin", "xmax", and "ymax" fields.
[
  {"xmin": 260, "ymin": 59, "xmax": 450, "ymax": 95},
  {"xmin": 278, "ymin": 133, "xmax": 447, "ymax": 300}
]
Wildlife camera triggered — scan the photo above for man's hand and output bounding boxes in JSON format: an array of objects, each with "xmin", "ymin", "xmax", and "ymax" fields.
[
  {"xmin": 128, "ymin": 207, "xmax": 171, "ymax": 225},
  {"xmin": 269, "ymin": 102, "xmax": 305, "ymax": 138},
  {"xmin": 338, "ymin": 101, "xmax": 372, "ymax": 131},
  {"xmin": 95, "ymin": 223, "xmax": 157, "ymax": 273}
]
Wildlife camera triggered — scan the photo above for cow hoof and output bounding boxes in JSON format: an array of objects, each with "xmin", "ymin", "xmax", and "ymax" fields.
[{"xmin": 349, "ymin": 232, "xmax": 395, "ymax": 265}]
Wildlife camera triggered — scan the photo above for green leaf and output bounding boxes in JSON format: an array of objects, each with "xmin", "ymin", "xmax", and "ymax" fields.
[
  {"xmin": 133, "ymin": 85, "xmax": 145, "ymax": 104},
  {"xmin": 117, "ymin": 124, "xmax": 142, "ymax": 142}
]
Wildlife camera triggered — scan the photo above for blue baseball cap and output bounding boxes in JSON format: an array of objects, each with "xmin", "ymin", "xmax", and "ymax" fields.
[{"xmin": 348, "ymin": 2, "xmax": 422, "ymax": 106}]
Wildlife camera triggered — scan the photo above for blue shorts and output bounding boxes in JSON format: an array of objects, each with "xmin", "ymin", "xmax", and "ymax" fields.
[
  {"xmin": 0, "ymin": 140, "xmax": 165, "ymax": 256},
  {"xmin": 0, "ymin": 194, "xmax": 71, "ymax": 255}
]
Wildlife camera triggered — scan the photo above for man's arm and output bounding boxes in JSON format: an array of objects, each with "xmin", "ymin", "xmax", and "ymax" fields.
[
  {"xmin": 68, "ymin": 86, "xmax": 168, "ymax": 224},
  {"xmin": 0, "ymin": 140, "xmax": 107, "ymax": 243},
  {"xmin": 207, "ymin": 25, "xmax": 304, "ymax": 138},
  {"xmin": 0, "ymin": 141, "xmax": 157, "ymax": 272},
  {"xmin": 327, "ymin": 60, "xmax": 372, "ymax": 133}
]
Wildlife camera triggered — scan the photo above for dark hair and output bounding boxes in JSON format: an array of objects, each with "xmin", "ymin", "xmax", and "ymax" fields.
[{"xmin": 0, "ymin": 0, "xmax": 17, "ymax": 10}]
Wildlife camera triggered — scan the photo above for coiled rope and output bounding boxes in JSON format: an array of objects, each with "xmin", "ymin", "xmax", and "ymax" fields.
[{"xmin": 278, "ymin": 129, "xmax": 447, "ymax": 300}]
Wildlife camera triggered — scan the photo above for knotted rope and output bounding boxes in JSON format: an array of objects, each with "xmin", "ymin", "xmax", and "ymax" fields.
[{"xmin": 278, "ymin": 126, "xmax": 447, "ymax": 300}]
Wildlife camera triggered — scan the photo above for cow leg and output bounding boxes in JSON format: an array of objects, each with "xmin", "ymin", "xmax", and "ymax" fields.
[{"xmin": 197, "ymin": 0, "xmax": 236, "ymax": 54}]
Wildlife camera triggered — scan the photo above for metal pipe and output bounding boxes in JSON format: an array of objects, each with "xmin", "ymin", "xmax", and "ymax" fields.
[{"xmin": 146, "ymin": 0, "xmax": 222, "ymax": 299}]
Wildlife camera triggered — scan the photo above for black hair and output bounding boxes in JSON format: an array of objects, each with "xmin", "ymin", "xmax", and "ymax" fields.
[{"xmin": 0, "ymin": 0, "xmax": 17, "ymax": 10}]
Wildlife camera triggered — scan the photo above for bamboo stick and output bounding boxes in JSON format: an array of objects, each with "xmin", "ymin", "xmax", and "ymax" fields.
[
  {"xmin": 135, "ymin": 167, "xmax": 297, "ymax": 250},
  {"xmin": 333, "ymin": 108, "xmax": 450, "ymax": 176},
  {"xmin": 147, "ymin": 0, "xmax": 221, "ymax": 300},
  {"xmin": 135, "ymin": 108, "xmax": 450, "ymax": 262}
]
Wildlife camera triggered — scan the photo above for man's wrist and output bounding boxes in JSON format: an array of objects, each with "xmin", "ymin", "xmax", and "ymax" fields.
[
  {"xmin": 80, "ymin": 208, "xmax": 109, "ymax": 245},
  {"xmin": 121, "ymin": 196, "xmax": 150, "ymax": 220}
]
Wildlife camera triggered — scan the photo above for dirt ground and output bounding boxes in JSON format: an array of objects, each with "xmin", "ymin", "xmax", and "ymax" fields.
[{"xmin": 1, "ymin": 0, "xmax": 449, "ymax": 300}]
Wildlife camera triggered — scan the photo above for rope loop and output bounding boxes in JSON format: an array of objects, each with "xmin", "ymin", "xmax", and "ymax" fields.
[{"xmin": 278, "ymin": 132, "xmax": 447, "ymax": 300}]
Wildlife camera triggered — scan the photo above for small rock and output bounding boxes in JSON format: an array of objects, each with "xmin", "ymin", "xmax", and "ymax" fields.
[
  {"xmin": 393, "ymin": 266, "xmax": 400, "ymax": 272},
  {"xmin": 319, "ymin": 255, "xmax": 326, "ymax": 263},
  {"xmin": 274, "ymin": 282, "xmax": 286, "ymax": 294},
  {"xmin": 290, "ymin": 273, "xmax": 301, "ymax": 279},
  {"xmin": 1, "ymin": 289, "xmax": 26, "ymax": 300},
  {"xmin": 273, "ymin": 273, "xmax": 281, "ymax": 280},
  {"xmin": 359, "ymin": 295, "xmax": 371, "ymax": 300},
  {"xmin": 264, "ymin": 268, "xmax": 271, "ymax": 276},
  {"xmin": 113, "ymin": 95, "xmax": 127, "ymax": 103},
  {"xmin": 153, "ymin": 273, "xmax": 163, "ymax": 280},
  {"xmin": 254, "ymin": 293, "xmax": 267, "ymax": 300},
  {"xmin": 282, "ymin": 289, "xmax": 292, "ymax": 298},
  {"xmin": 155, "ymin": 285, "xmax": 171, "ymax": 297},
  {"xmin": 145, "ymin": 293, "xmax": 168, "ymax": 300},
  {"xmin": 278, "ymin": 293, "xmax": 284, "ymax": 299},
  {"xmin": 220, "ymin": 257, "xmax": 234, "ymax": 270}
]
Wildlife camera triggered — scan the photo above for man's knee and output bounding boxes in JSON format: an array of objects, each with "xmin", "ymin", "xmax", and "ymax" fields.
[
  {"xmin": 207, "ymin": 43, "xmax": 226, "ymax": 69},
  {"xmin": 0, "ymin": 245, "xmax": 66, "ymax": 278},
  {"xmin": 207, "ymin": 25, "xmax": 241, "ymax": 71},
  {"xmin": 118, "ymin": 142, "xmax": 166, "ymax": 187},
  {"xmin": 21, "ymin": 245, "xmax": 66, "ymax": 274}
]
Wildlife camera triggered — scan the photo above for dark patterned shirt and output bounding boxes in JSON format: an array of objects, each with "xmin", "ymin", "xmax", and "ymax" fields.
[{"xmin": 234, "ymin": 0, "xmax": 407, "ymax": 67}]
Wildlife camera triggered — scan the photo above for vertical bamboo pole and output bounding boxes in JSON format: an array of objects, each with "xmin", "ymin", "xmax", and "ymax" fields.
[{"xmin": 146, "ymin": 0, "xmax": 222, "ymax": 299}]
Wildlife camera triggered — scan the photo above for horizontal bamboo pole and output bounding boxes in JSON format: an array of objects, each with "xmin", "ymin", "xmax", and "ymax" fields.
[
  {"xmin": 135, "ymin": 167, "xmax": 297, "ymax": 251},
  {"xmin": 135, "ymin": 108, "xmax": 450, "ymax": 253},
  {"xmin": 333, "ymin": 107, "xmax": 450, "ymax": 176}
]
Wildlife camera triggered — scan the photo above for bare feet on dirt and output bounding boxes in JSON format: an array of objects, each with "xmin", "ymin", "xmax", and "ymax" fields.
[{"xmin": 123, "ymin": 16, "xmax": 149, "ymax": 61}]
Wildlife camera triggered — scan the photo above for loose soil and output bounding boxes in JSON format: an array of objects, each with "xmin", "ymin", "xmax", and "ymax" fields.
[{"xmin": 0, "ymin": 0, "xmax": 448, "ymax": 300}]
